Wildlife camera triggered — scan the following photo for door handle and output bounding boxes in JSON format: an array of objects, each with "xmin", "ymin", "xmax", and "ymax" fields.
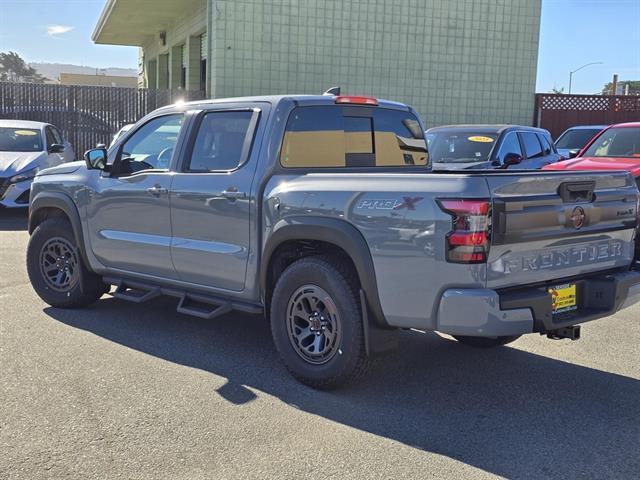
[
  {"xmin": 147, "ymin": 185, "xmax": 168, "ymax": 196},
  {"xmin": 221, "ymin": 189, "xmax": 247, "ymax": 200}
]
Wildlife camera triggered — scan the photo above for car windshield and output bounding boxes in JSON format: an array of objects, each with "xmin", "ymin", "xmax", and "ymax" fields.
[
  {"xmin": 582, "ymin": 127, "xmax": 640, "ymax": 158},
  {"xmin": 0, "ymin": 127, "xmax": 43, "ymax": 152},
  {"xmin": 555, "ymin": 128, "xmax": 603, "ymax": 150},
  {"xmin": 428, "ymin": 131, "xmax": 497, "ymax": 163}
]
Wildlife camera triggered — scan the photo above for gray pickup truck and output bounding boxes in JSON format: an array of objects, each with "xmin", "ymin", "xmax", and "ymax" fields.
[{"xmin": 26, "ymin": 94, "xmax": 640, "ymax": 388}]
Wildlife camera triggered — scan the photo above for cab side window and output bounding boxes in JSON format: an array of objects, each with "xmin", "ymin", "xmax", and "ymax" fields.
[
  {"xmin": 45, "ymin": 127, "xmax": 57, "ymax": 150},
  {"xmin": 521, "ymin": 132, "xmax": 544, "ymax": 159},
  {"xmin": 537, "ymin": 133, "xmax": 553, "ymax": 155},
  {"xmin": 51, "ymin": 127, "xmax": 64, "ymax": 145},
  {"xmin": 119, "ymin": 114, "xmax": 184, "ymax": 174},
  {"xmin": 187, "ymin": 111, "xmax": 254, "ymax": 172},
  {"xmin": 496, "ymin": 132, "xmax": 522, "ymax": 164}
]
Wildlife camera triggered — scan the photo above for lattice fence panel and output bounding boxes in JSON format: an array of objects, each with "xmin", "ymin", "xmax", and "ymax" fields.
[{"xmin": 534, "ymin": 94, "xmax": 640, "ymax": 138}]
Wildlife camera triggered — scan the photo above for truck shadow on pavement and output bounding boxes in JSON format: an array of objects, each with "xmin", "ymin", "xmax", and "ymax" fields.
[
  {"xmin": 0, "ymin": 209, "xmax": 28, "ymax": 231},
  {"xmin": 45, "ymin": 297, "xmax": 640, "ymax": 479}
]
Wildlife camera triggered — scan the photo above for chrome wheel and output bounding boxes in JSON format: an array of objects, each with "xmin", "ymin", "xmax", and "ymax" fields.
[
  {"xmin": 286, "ymin": 284, "xmax": 341, "ymax": 365},
  {"xmin": 39, "ymin": 237, "xmax": 79, "ymax": 292}
]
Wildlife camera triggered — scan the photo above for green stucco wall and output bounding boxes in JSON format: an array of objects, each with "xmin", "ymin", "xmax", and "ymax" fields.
[{"xmin": 142, "ymin": 0, "xmax": 541, "ymax": 127}]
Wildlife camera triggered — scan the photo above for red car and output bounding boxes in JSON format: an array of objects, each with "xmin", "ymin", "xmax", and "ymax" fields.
[
  {"xmin": 544, "ymin": 122, "xmax": 640, "ymax": 258},
  {"xmin": 544, "ymin": 122, "xmax": 640, "ymax": 179}
]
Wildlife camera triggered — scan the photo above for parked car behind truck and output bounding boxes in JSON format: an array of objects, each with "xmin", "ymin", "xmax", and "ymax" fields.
[
  {"xmin": 554, "ymin": 124, "xmax": 607, "ymax": 159},
  {"xmin": 0, "ymin": 120, "xmax": 74, "ymax": 208},
  {"xmin": 427, "ymin": 125, "xmax": 561, "ymax": 170},
  {"xmin": 26, "ymin": 94, "xmax": 640, "ymax": 388}
]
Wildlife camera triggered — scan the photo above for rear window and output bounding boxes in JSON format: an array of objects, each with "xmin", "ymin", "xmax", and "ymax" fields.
[{"xmin": 280, "ymin": 106, "xmax": 427, "ymax": 168}]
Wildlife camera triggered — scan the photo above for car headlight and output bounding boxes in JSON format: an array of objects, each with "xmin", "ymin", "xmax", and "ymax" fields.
[{"xmin": 9, "ymin": 167, "xmax": 39, "ymax": 184}]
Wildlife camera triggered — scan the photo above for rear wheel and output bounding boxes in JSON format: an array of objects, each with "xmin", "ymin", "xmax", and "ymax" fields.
[
  {"xmin": 27, "ymin": 217, "xmax": 106, "ymax": 308},
  {"xmin": 452, "ymin": 335, "xmax": 521, "ymax": 348},
  {"xmin": 270, "ymin": 256, "xmax": 369, "ymax": 389}
]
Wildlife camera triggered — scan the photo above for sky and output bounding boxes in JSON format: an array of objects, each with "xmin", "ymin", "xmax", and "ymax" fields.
[
  {"xmin": 537, "ymin": 0, "xmax": 640, "ymax": 93},
  {"xmin": 0, "ymin": 0, "xmax": 139, "ymax": 68},
  {"xmin": 0, "ymin": 0, "xmax": 638, "ymax": 93}
]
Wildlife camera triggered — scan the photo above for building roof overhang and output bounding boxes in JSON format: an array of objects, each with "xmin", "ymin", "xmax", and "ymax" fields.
[{"xmin": 92, "ymin": 0, "xmax": 203, "ymax": 46}]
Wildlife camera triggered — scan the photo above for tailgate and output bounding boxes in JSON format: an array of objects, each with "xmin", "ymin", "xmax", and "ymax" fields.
[{"xmin": 486, "ymin": 171, "xmax": 638, "ymax": 289}]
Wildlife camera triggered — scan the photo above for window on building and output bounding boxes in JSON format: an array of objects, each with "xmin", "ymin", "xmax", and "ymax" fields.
[
  {"xmin": 180, "ymin": 44, "xmax": 187, "ymax": 89},
  {"xmin": 158, "ymin": 54, "xmax": 169, "ymax": 90},
  {"xmin": 200, "ymin": 33, "xmax": 208, "ymax": 94},
  {"xmin": 147, "ymin": 59, "xmax": 157, "ymax": 89},
  {"xmin": 187, "ymin": 111, "xmax": 254, "ymax": 171},
  {"xmin": 280, "ymin": 106, "xmax": 427, "ymax": 168}
]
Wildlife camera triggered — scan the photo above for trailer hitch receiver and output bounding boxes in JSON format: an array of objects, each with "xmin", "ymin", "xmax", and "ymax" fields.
[{"xmin": 546, "ymin": 325, "xmax": 581, "ymax": 340}]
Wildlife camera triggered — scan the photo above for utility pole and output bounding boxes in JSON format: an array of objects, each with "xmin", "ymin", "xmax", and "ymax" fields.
[{"xmin": 611, "ymin": 74, "xmax": 618, "ymax": 95}]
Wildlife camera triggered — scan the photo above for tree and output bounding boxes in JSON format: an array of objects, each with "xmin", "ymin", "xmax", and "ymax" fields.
[
  {"xmin": 0, "ymin": 51, "xmax": 47, "ymax": 83},
  {"xmin": 601, "ymin": 80, "xmax": 640, "ymax": 95},
  {"xmin": 550, "ymin": 85, "xmax": 565, "ymax": 94}
]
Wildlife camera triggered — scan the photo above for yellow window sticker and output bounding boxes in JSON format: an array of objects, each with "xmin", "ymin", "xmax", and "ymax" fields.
[
  {"xmin": 14, "ymin": 130, "xmax": 38, "ymax": 136},
  {"xmin": 468, "ymin": 135, "xmax": 494, "ymax": 143}
]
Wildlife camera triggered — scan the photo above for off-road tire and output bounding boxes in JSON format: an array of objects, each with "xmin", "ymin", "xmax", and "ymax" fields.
[
  {"xmin": 270, "ymin": 256, "xmax": 369, "ymax": 389},
  {"xmin": 27, "ymin": 217, "xmax": 105, "ymax": 308},
  {"xmin": 452, "ymin": 335, "xmax": 521, "ymax": 348}
]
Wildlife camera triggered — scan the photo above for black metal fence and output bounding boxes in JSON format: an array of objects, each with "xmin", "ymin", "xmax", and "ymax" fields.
[{"xmin": 0, "ymin": 81, "xmax": 206, "ymax": 155}]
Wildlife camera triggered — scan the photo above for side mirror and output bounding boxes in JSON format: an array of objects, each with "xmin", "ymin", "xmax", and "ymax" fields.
[
  {"xmin": 503, "ymin": 152, "xmax": 523, "ymax": 166},
  {"xmin": 84, "ymin": 148, "xmax": 107, "ymax": 170},
  {"xmin": 568, "ymin": 149, "xmax": 580, "ymax": 159},
  {"xmin": 48, "ymin": 143, "xmax": 65, "ymax": 154}
]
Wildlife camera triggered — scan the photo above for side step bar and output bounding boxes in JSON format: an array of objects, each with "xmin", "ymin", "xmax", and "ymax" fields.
[
  {"xmin": 113, "ymin": 280, "xmax": 161, "ymax": 303},
  {"xmin": 177, "ymin": 293, "xmax": 232, "ymax": 320},
  {"xmin": 103, "ymin": 276, "xmax": 262, "ymax": 320}
]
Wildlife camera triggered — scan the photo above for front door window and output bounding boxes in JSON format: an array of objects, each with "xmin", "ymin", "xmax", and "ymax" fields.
[{"xmin": 118, "ymin": 114, "xmax": 184, "ymax": 174}]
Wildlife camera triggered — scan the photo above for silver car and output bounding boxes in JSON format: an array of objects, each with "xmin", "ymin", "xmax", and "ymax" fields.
[
  {"xmin": 554, "ymin": 125, "xmax": 607, "ymax": 159},
  {"xmin": 0, "ymin": 120, "xmax": 74, "ymax": 208}
]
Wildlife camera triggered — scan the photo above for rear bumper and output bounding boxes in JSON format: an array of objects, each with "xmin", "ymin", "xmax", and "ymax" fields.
[{"xmin": 437, "ymin": 270, "xmax": 640, "ymax": 337}]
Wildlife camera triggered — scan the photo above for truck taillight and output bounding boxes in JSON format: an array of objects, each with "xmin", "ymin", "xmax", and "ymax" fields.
[{"xmin": 438, "ymin": 199, "xmax": 491, "ymax": 264}]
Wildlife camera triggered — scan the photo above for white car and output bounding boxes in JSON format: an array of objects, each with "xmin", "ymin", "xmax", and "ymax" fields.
[{"xmin": 0, "ymin": 120, "xmax": 74, "ymax": 208}]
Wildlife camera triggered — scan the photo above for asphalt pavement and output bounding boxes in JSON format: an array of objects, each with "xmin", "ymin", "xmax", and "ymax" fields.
[{"xmin": 1, "ymin": 208, "xmax": 639, "ymax": 479}]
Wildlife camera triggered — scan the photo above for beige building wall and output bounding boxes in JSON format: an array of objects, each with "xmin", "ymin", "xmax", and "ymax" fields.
[{"xmin": 58, "ymin": 73, "xmax": 138, "ymax": 88}]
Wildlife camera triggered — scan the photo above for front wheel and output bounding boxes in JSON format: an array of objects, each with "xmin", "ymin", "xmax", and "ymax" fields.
[
  {"xmin": 26, "ymin": 217, "xmax": 106, "ymax": 308},
  {"xmin": 452, "ymin": 335, "xmax": 521, "ymax": 348},
  {"xmin": 270, "ymin": 256, "xmax": 369, "ymax": 389}
]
